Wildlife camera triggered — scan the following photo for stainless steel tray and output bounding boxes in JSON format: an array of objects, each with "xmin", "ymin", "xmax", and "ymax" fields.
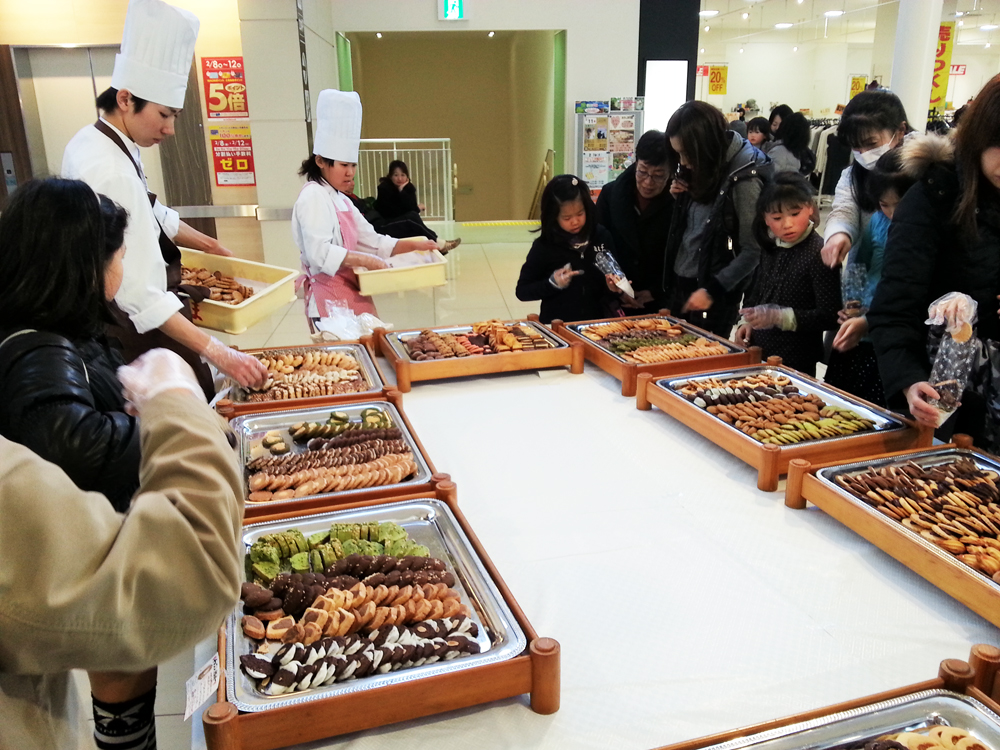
[
  {"xmin": 568, "ymin": 314, "xmax": 743, "ymax": 364},
  {"xmin": 815, "ymin": 447, "xmax": 1000, "ymax": 592},
  {"xmin": 657, "ymin": 366, "xmax": 905, "ymax": 444},
  {"xmin": 227, "ymin": 498, "xmax": 528, "ymax": 712},
  {"xmin": 228, "ymin": 343, "xmax": 384, "ymax": 403},
  {"xmin": 386, "ymin": 320, "xmax": 567, "ymax": 362},
  {"xmin": 698, "ymin": 689, "xmax": 1000, "ymax": 750},
  {"xmin": 232, "ymin": 401, "xmax": 432, "ymax": 507}
]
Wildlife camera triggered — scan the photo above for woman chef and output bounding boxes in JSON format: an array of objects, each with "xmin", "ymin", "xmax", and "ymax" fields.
[
  {"xmin": 62, "ymin": 0, "xmax": 266, "ymax": 399},
  {"xmin": 292, "ymin": 89, "xmax": 438, "ymax": 323}
]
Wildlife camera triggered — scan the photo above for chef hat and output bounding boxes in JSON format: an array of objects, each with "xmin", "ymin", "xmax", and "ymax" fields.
[
  {"xmin": 313, "ymin": 90, "xmax": 363, "ymax": 163},
  {"xmin": 111, "ymin": 0, "xmax": 200, "ymax": 109}
]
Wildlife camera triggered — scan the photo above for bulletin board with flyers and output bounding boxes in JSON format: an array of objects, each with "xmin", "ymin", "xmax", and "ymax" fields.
[{"xmin": 574, "ymin": 97, "xmax": 645, "ymax": 200}]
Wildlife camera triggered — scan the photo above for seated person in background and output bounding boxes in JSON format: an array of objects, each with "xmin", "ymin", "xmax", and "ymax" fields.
[
  {"xmin": 596, "ymin": 130, "xmax": 675, "ymax": 313},
  {"xmin": 736, "ymin": 173, "xmax": 841, "ymax": 376},
  {"xmin": 0, "ymin": 348, "xmax": 244, "ymax": 750},
  {"xmin": 374, "ymin": 160, "xmax": 461, "ymax": 253},
  {"xmin": 516, "ymin": 174, "xmax": 622, "ymax": 324},
  {"xmin": 746, "ymin": 117, "xmax": 772, "ymax": 150}
]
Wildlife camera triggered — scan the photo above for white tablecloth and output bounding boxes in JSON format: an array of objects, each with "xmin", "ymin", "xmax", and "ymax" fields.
[{"xmin": 194, "ymin": 362, "xmax": 997, "ymax": 750}]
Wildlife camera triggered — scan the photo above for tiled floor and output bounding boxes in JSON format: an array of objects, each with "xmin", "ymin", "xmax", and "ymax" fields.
[{"xmin": 215, "ymin": 222, "xmax": 539, "ymax": 350}]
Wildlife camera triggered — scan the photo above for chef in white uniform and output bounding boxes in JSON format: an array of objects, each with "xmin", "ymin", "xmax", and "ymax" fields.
[
  {"xmin": 62, "ymin": 0, "xmax": 266, "ymax": 398},
  {"xmin": 291, "ymin": 89, "xmax": 437, "ymax": 322}
]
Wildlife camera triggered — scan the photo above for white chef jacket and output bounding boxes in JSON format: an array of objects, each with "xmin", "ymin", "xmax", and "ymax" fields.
[
  {"xmin": 62, "ymin": 119, "xmax": 182, "ymax": 334},
  {"xmin": 291, "ymin": 180, "xmax": 397, "ymax": 316}
]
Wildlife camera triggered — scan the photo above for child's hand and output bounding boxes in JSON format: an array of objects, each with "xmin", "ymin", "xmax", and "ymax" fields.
[
  {"xmin": 669, "ymin": 177, "xmax": 689, "ymax": 197},
  {"xmin": 905, "ymin": 381, "xmax": 945, "ymax": 426},
  {"xmin": 832, "ymin": 315, "xmax": 868, "ymax": 352},
  {"xmin": 551, "ymin": 263, "xmax": 583, "ymax": 289},
  {"xmin": 735, "ymin": 323, "xmax": 753, "ymax": 347},
  {"xmin": 682, "ymin": 288, "xmax": 713, "ymax": 312},
  {"xmin": 820, "ymin": 232, "xmax": 852, "ymax": 268}
]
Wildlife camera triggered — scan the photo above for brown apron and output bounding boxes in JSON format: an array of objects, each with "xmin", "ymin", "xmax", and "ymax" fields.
[{"xmin": 94, "ymin": 121, "xmax": 215, "ymax": 400}]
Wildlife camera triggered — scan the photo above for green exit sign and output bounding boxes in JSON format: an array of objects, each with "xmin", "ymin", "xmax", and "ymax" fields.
[{"xmin": 439, "ymin": 0, "xmax": 466, "ymax": 20}]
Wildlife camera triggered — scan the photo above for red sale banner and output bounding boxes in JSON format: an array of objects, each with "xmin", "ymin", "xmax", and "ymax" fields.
[
  {"xmin": 209, "ymin": 124, "xmax": 255, "ymax": 187},
  {"xmin": 201, "ymin": 57, "xmax": 249, "ymax": 118}
]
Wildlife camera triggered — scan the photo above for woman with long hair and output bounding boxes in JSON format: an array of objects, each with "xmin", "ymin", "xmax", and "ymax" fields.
[
  {"xmin": 767, "ymin": 112, "xmax": 816, "ymax": 175},
  {"xmin": 373, "ymin": 159, "xmax": 460, "ymax": 252}
]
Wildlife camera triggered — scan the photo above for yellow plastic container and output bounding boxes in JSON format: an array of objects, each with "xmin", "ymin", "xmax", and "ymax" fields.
[
  {"xmin": 180, "ymin": 249, "xmax": 298, "ymax": 335},
  {"xmin": 354, "ymin": 249, "xmax": 448, "ymax": 296}
]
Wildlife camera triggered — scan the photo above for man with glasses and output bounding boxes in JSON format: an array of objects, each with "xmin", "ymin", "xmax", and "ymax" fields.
[{"xmin": 597, "ymin": 130, "xmax": 675, "ymax": 313}]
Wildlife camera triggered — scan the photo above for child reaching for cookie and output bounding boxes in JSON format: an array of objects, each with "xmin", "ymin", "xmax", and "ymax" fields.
[
  {"xmin": 735, "ymin": 173, "xmax": 841, "ymax": 376},
  {"xmin": 516, "ymin": 175, "xmax": 626, "ymax": 324}
]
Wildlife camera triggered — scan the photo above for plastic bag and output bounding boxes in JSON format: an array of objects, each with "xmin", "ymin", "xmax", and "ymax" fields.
[
  {"xmin": 925, "ymin": 292, "xmax": 978, "ymax": 427},
  {"xmin": 313, "ymin": 300, "xmax": 392, "ymax": 342},
  {"xmin": 841, "ymin": 262, "xmax": 868, "ymax": 318},
  {"xmin": 593, "ymin": 245, "xmax": 635, "ymax": 298}
]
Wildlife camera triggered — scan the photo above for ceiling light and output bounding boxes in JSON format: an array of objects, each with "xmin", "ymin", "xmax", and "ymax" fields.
[
  {"xmin": 740, "ymin": 47, "xmax": 745, "ymax": 52},
  {"xmin": 793, "ymin": 46, "xmax": 798, "ymax": 51},
  {"xmin": 987, "ymin": 42, "xmax": 993, "ymax": 48},
  {"xmin": 704, "ymin": 25, "xmax": 711, "ymax": 31},
  {"xmin": 981, "ymin": 24, "xmax": 999, "ymax": 30},
  {"xmin": 775, "ymin": 22, "xmax": 793, "ymax": 28},
  {"xmin": 958, "ymin": 20, "xmax": 964, "ymax": 25},
  {"xmin": 699, "ymin": 10, "xmax": 719, "ymax": 17},
  {"xmin": 700, "ymin": 48, "xmax": 705, "ymax": 53},
  {"xmin": 488, "ymin": 31, "xmax": 495, "ymax": 37},
  {"xmin": 375, "ymin": 32, "xmax": 382, "ymax": 38},
  {"xmin": 824, "ymin": 10, "xmax": 844, "ymax": 16},
  {"xmin": 742, "ymin": 12, "xmax": 749, "ymax": 18}
]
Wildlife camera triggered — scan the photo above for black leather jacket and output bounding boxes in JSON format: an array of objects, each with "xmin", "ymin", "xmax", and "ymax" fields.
[{"xmin": 0, "ymin": 329, "xmax": 140, "ymax": 512}]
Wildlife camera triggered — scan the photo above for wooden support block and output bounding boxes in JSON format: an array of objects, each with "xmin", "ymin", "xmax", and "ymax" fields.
[
  {"xmin": 784, "ymin": 458, "xmax": 812, "ymax": 509},
  {"xmin": 636, "ymin": 373, "xmax": 653, "ymax": 411},
  {"xmin": 529, "ymin": 637, "xmax": 561, "ymax": 715},
  {"xmin": 969, "ymin": 644, "xmax": 1000, "ymax": 694}
]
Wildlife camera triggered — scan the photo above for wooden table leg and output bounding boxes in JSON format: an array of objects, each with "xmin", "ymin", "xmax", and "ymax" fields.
[
  {"xmin": 621, "ymin": 364, "xmax": 638, "ymax": 397},
  {"xmin": 636, "ymin": 373, "xmax": 653, "ymax": 411},
  {"xmin": 970, "ymin": 644, "xmax": 1000, "ymax": 694},
  {"xmin": 569, "ymin": 341, "xmax": 585, "ymax": 374},
  {"xmin": 757, "ymin": 443, "xmax": 781, "ymax": 492},
  {"xmin": 395, "ymin": 360, "xmax": 412, "ymax": 393},
  {"xmin": 939, "ymin": 658, "xmax": 976, "ymax": 692},
  {"xmin": 203, "ymin": 702, "xmax": 242, "ymax": 750},
  {"xmin": 784, "ymin": 458, "xmax": 812, "ymax": 509},
  {"xmin": 529, "ymin": 637, "xmax": 561, "ymax": 715}
]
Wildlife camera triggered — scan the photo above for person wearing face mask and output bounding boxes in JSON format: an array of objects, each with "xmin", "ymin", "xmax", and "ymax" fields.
[
  {"xmin": 869, "ymin": 74, "xmax": 1000, "ymax": 450},
  {"xmin": 819, "ymin": 90, "xmax": 913, "ymax": 268},
  {"xmin": 735, "ymin": 174, "xmax": 841, "ymax": 376},
  {"xmin": 61, "ymin": 0, "xmax": 267, "ymax": 400},
  {"xmin": 292, "ymin": 90, "xmax": 437, "ymax": 324}
]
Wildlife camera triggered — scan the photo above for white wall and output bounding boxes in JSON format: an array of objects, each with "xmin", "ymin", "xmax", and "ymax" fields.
[
  {"xmin": 948, "ymin": 47, "xmax": 1000, "ymax": 106},
  {"xmin": 328, "ymin": 0, "xmax": 640, "ymax": 175}
]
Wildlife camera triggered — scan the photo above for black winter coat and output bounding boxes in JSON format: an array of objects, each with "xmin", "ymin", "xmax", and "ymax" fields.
[
  {"xmin": 0, "ymin": 329, "xmax": 140, "ymax": 512},
  {"xmin": 869, "ymin": 135, "xmax": 1000, "ymax": 406},
  {"xmin": 595, "ymin": 162, "xmax": 674, "ymax": 308},
  {"xmin": 374, "ymin": 181, "xmax": 421, "ymax": 220},
  {"xmin": 515, "ymin": 226, "xmax": 620, "ymax": 324}
]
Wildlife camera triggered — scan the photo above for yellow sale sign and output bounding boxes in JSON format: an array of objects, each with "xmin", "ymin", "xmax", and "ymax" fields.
[
  {"xmin": 708, "ymin": 65, "xmax": 728, "ymax": 96},
  {"xmin": 850, "ymin": 76, "xmax": 867, "ymax": 100},
  {"xmin": 929, "ymin": 23, "xmax": 955, "ymax": 115}
]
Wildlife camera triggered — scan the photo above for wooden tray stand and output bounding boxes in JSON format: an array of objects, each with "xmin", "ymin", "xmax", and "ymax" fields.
[
  {"xmin": 784, "ymin": 435, "xmax": 1000, "ymax": 628},
  {"xmin": 216, "ymin": 336, "xmax": 393, "ymax": 420},
  {"xmin": 203, "ymin": 475, "xmax": 560, "ymax": 750},
  {"xmin": 241, "ymin": 389, "xmax": 438, "ymax": 520},
  {"xmin": 373, "ymin": 317, "xmax": 584, "ymax": 393},
  {"xmin": 635, "ymin": 361, "xmax": 933, "ymax": 492},
  {"xmin": 654, "ymin": 644, "xmax": 1000, "ymax": 750},
  {"xmin": 550, "ymin": 309, "xmax": 762, "ymax": 397}
]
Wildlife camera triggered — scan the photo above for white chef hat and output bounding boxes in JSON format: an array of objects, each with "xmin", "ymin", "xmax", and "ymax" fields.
[
  {"xmin": 313, "ymin": 90, "xmax": 363, "ymax": 163},
  {"xmin": 111, "ymin": 0, "xmax": 200, "ymax": 109}
]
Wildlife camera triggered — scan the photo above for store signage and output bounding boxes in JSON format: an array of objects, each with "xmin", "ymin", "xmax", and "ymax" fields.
[
  {"xmin": 696, "ymin": 65, "xmax": 709, "ymax": 77},
  {"xmin": 708, "ymin": 65, "xmax": 728, "ymax": 96},
  {"xmin": 202, "ymin": 57, "xmax": 249, "ymax": 118},
  {"xmin": 951, "ymin": 64, "xmax": 967, "ymax": 75},
  {"xmin": 438, "ymin": 0, "xmax": 466, "ymax": 20},
  {"xmin": 209, "ymin": 123, "xmax": 256, "ymax": 187},
  {"xmin": 849, "ymin": 75, "xmax": 867, "ymax": 100},
  {"xmin": 929, "ymin": 23, "xmax": 955, "ymax": 115}
]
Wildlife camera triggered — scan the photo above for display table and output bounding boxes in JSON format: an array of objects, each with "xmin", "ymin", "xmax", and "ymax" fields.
[{"xmin": 189, "ymin": 361, "xmax": 996, "ymax": 750}]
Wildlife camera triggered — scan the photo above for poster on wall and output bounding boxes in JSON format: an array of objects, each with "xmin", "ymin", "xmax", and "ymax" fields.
[
  {"xmin": 929, "ymin": 23, "xmax": 955, "ymax": 115},
  {"xmin": 609, "ymin": 114, "xmax": 635, "ymax": 154},
  {"xmin": 201, "ymin": 57, "xmax": 249, "ymax": 118},
  {"xmin": 583, "ymin": 115, "xmax": 608, "ymax": 151},
  {"xmin": 849, "ymin": 75, "xmax": 867, "ymax": 100},
  {"xmin": 708, "ymin": 65, "xmax": 728, "ymax": 96},
  {"xmin": 209, "ymin": 124, "xmax": 256, "ymax": 186},
  {"xmin": 575, "ymin": 100, "xmax": 610, "ymax": 114},
  {"xmin": 609, "ymin": 152, "xmax": 635, "ymax": 181},
  {"xmin": 582, "ymin": 152, "xmax": 609, "ymax": 189}
]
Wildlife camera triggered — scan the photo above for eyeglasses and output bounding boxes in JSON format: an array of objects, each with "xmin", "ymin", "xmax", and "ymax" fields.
[{"xmin": 636, "ymin": 166, "xmax": 668, "ymax": 185}]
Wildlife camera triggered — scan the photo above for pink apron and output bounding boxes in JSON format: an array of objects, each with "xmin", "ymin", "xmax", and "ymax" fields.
[{"xmin": 300, "ymin": 200, "xmax": 379, "ymax": 318}]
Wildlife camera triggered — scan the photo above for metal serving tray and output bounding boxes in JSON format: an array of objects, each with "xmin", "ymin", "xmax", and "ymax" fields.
[
  {"xmin": 815, "ymin": 447, "xmax": 1000, "ymax": 591},
  {"xmin": 227, "ymin": 498, "xmax": 528, "ymax": 712},
  {"xmin": 385, "ymin": 321, "xmax": 567, "ymax": 362},
  {"xmin": 227, "ymin": 343, "xmax": 384, "ymax": 403},
  {"xmin": 568, "ymin": 315, "xmax": 742, "ymax": 364},
  {"xmin": 658, "ymin": 366, "xmax": 905, "ymax": 443},
  {"xmin": 232, "ymin": 401, "xmax": 432, "ymax": 507},
  {"xmin": 699, "ymin": 690, "xmax": 1000, "ymax": 750}
]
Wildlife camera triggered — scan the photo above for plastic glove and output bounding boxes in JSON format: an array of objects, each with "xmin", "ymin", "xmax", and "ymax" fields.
[
  {"xmin": 550, "ymin": 263, "xmax": 583, "ymax": 289},
  {"xmin": 739, "ymin": 304, "xmax": 797, "ymax": 331},
  {"xmin": 926, "ymin": 292, "xmax": 977, "ymax": 341},
  {"xmin": 118, "ymin": 349, "xmax": 204, "ymax": 414},
  {"xmin": 202, "ymin": 336, "xmax": 268, "ymax": 389}
]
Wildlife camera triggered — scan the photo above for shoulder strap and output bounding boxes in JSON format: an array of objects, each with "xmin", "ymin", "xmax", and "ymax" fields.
[
  {"xmin": 0, "ymin": 328, "xmax": 38, "ymax": 350},
  {"xmin": 94, "ymin": 120, "xmax": 145, "ymax": 185}
]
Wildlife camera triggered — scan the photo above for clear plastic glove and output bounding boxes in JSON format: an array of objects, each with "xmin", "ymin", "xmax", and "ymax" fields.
[
  {"xmin": 821, "ymin": 232, "xmax": 852, "ymax": 268},
  {"xmin": 202, "ymin": 336, "xmax": 268, "ymax": 389},
  {"xmin": 345, "ymin": 250, "xmax": 389, "ymax": 271},
  {"xmin": 118, "ymin": 349, "xmax": 204, "ymax": 414},
  {"xmin": 739, "ymin": 304, "xmax": 797, "ymax": 331},
  {"xmin": 832, "ymin": 315, "xmax": 869, "ymax": 352},
  {"xmin": 550, "ymin": 263, "xmax": 583, "ymax": 289},
  {"xmin": 926, "ymin": 292, "xmax": 978, "ymax": 341}
]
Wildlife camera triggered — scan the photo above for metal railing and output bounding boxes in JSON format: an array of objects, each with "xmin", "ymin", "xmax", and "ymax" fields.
[{"xmin": 355, "ymin": 138, "xmax": 454, "ymax": 221}]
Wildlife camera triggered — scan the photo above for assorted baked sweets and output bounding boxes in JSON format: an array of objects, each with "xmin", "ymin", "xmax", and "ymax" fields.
[
  {"xmin": 850, "ymin": 726, "xmax": 994, "ymax": 750},
  {"xmin": 835, "ymin": 457, "xmax": 1000, "ymax": 584},
  {"xmin": 180, "ymin": 265, "xmax": 255, "ymax": 305},
  {"xmin": 403, "ymin": 319, "xmax": 553, "ymax": 361},
  {"xmin": 675, "ymin": 373, "xmax": 879, "ymax": 444},
  {"xmin": 244, "ymin": 349, "xmax": 368, "ymax": 402},
  {"xmin": 579, "ymin": 318, "xmax": 730, "ymax": 363}
]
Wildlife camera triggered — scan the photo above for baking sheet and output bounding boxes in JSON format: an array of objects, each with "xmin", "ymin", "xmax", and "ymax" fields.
[
  {"xmin": 568, "ymin": 315, "xmax": 743, "ymax": 364},
  {"xmin": 232, "ymin": 401, "xmax": 432, "ymax": 507},
  {"xmin": 228, "ymin": 498, "xmax": 529, "ymax": 712},
  {"xmin": 386, "ymin": 321, "xmax": 567, "ymax": 362},
  {"xmin": 815, "ymin": 447, "xmax": 1000, "ymax": 592},
  {"xmin": 699, "ymin": 689, "xmax": 1000, "ymax": 750},
  {"xmin": 227, "ymin": 343, "xmax": 384, "ymax": 403},
  {"xmin": 657, "ymin": 366, "xmax": 905, "ymax": 444}
]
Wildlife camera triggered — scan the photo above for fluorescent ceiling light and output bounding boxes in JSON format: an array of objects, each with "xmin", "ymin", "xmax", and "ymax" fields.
[
  {"xmin": 774, "ymin": 22, "xmax": 793, "ymax": 28},
  {"xmin": 699, "ymin": 10, "xmax": 719, "ymax": 17},
  {"xmin": 740, "ymin": 47, "xmax": 745, "ymax": 52},
  {"xmin": 742, "ymin": 12, "xmax": 749, "ymax": 19},
  {"xmin": 793, "ymin": 46, "xmax": 798, "ymax": 51},
  {"xmin": 981, "ymin": 24, "xmax": 999, "ymax": 30},
  {"xmin": 824, "ymin": 10, "xmax": 844, "ymax": 16},
  {"xmin": 955, "ymin": 11, "xmax": 964, "ymax": 16}
]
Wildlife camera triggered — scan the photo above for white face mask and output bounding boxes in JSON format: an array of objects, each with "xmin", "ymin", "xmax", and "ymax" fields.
[{"xmin": 853, "ymin": 133, "xmax": 897, "ymax": 171}]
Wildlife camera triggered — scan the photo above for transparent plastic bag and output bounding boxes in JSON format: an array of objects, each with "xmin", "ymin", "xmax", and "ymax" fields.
[
  {"xmin": 841, "ymin": 262, "xmax": 868, "ymax": 318},
  {"xmin": 593, "ymin": 245, "xmax": 635, "ymax": 298},
  {"xmin": 313, "ymin": 300, "xmax": 392, "ymax": 342},
  {"xmin": 925, "ymin": 292, "xmax": 978, "ymax": 427}
]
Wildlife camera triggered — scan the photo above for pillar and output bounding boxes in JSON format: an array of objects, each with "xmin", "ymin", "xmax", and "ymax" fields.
[
  {"xmin": 889, "ymin": 0, "xmax": 945, "ymax": 133},
  {"xmin": 871, "ymin": 2, "xmax": 899, "ymax": 86}
]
